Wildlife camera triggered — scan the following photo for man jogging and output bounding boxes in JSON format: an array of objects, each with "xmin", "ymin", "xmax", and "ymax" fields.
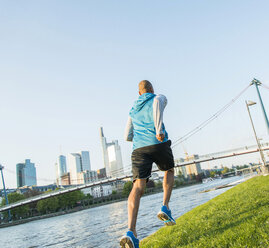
[{"xmin": 120, "ymin": 80, "xmax": 176, "ymax": 248}]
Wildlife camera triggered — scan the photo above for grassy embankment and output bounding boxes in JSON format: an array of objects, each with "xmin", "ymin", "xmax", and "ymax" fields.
[{"xmin": 141, "ymin": 175, "xmax": 269, "ymax": 248}]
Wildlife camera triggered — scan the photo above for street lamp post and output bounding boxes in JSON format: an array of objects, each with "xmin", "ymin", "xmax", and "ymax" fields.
[
  {"xmin": 245, "ymin": 101, "xmax": 269, "ymax": 174},
  {"xmin": 0, "ymin": 164, "xmax": 12, "ymax": 221}
]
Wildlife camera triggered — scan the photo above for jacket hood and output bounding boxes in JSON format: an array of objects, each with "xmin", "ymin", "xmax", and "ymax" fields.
[{"xmin": 129, "ymin": 93, "xmax": 156, "ymax": 116}]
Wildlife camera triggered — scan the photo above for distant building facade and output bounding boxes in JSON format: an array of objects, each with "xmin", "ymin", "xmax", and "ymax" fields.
[
  {"xmin": 16, "ymin": 159, "xmax": 37, "ymax": 188},
  {"xmin": 77, "ymin": 170, "xmax": 98, "ymax": 184},
  {"xmin": 55, "ymin": 155, "xmax": 67, "ymax": 186},
  {"xmin": 83, "ymin": 184, "xmax": 112, "ymax": 198},
  {"xmin": 60, "ymin": 172, "xmax": 71, "ymax": 186},
  {"xmin": 68, "ymin": 151, "xmax": 96, "ymax": 185},
  {"xmin": 97, "ymin": 168, "xmax": 107, "ymax": 179},
  {"xmin": 68, "ymin": 153, "xmax": 81, "ymax": 184},
  {"xmin": 100, "ymin": 127, "xmax": 123, "ymax": 178},
  {"xmin": 185, "ymin": 154, "xmax": 202, "ymax": 177},
  {"xmin": 17, "ymin": 184, "xmax": 58, "ymax": 194},
  {"xmin": 80, "ymin": 151, "xmax": 91, "ymax": 171},
  {"xmin": 174, "ymin": 155, "xmax": 202, "ymax": 179},
  {"xmin": 174, "ymin": 158, "xmax": 188, "ymax": 178}
]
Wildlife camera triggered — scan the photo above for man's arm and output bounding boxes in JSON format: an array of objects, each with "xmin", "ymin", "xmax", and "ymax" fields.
[
  {"xmin": 124, "ymin": 116, "xmax": 134, "ymax": 141},
  {"xmin": 153, "ymin": 94, "xmax": 167, "ymax": 142}
]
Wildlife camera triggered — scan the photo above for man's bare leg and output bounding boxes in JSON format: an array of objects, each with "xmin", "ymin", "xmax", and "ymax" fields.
[
  {"xmin": 128, "ymin": 179, "xmax": 147, "ymax": 237},
  {"xmin": 163, "ymin": 168, "xmax": 174, "ymax": 208}
]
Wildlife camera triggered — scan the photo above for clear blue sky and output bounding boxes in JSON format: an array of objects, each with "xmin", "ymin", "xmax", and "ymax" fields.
[{"xmin": 1, "ymin": 1, "xmax": 269, "ymax": 188}]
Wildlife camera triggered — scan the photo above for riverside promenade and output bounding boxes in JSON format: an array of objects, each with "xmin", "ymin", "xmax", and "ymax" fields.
[{"xmin": 141, "ymin": 175, "xmax": 269, "ymax": 248}]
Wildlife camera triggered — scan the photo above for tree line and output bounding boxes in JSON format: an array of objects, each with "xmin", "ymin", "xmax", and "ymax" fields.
[{"xmin": 1, "ymin": 189, "xmax": 84, "ymax": 221}]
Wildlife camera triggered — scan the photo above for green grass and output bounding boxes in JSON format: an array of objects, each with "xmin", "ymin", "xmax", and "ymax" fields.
[{"xmin": 141, "ymin": 175, "xmax": 269, "ymax": 248}]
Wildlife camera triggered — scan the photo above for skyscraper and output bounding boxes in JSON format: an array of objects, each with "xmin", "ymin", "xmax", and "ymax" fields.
[
  {"xmin": 68, "ymin": 151, "xmax": 91, "ymax": 185},
  {"xmin": 16, "ymin": 163, "xmax": 24, "ymax": 187},
  {"xmin": 55, "ymin": 155, "xmax": 67, "ymax": 186},
  {"xmin": 80, "ymin": 151, "xmax": 91, "ymax": 171},
  {"xmin": 68, "ymin": 153, "xmax": 82, "ymax": 185},
  {"xmin": 16, "ymin": 159, "xmax": 37, "ymax": 188},
  {"xmin": 100, "ymin": 127, "xmax": 123, "ymax": 178}
]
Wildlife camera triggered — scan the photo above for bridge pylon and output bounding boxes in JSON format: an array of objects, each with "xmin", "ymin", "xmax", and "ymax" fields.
[{"xmin": 250, "ymin": 78, "xmax": 269, "ymax": 135}]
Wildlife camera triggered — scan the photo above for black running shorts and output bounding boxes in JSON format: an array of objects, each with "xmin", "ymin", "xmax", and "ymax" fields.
[{"xmin": 131, "ymin": 140, "xmax": 175, "ymax": 181}]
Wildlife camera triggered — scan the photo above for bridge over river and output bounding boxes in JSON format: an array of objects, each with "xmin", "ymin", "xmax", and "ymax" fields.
[{"xmin": 0, "ymin": 143, "xmax": 268, "ymax": 213}]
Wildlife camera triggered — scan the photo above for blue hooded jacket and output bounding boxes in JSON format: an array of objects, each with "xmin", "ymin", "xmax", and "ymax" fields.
[{"xmin": 129, "ymin": 93, "xmax": 168, "ymax": 150}]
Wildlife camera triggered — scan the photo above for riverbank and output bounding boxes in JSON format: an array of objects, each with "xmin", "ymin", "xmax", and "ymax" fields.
[
  {"xmin": 0, "ymin": 180, "xmax": 201, "ymax": 228},
  {"xmin": 141, "ymin": 175, "xmax": 269, "ymax": 248}
]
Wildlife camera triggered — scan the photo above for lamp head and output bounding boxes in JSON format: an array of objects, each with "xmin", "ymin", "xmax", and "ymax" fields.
[{"xmin": 250, "ymin": 78, "xmax": 261, "ymax": 86}]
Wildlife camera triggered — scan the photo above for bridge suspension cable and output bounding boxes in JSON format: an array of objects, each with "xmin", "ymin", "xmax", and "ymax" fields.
[
  {"xmin": 171, "ymin": 84, "xmax": 251, "ymax": 148},
  {"xmin": 261, "ymin": 83, "xmax": 269, "ymax": 91}
]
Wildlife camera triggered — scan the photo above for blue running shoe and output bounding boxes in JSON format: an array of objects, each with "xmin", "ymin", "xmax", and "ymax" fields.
[
  {"xmin": 120, "ymin": 231, "xmax": 139, "ymax": 248},
  {"xmin": 157, "ymin": 205, "xmax": 176, "ymax": 226}
]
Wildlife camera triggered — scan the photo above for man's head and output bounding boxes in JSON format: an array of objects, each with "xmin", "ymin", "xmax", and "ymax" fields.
[{"xmin": 138, "ymin": 80, "xmax": 154, "ymax": 95}]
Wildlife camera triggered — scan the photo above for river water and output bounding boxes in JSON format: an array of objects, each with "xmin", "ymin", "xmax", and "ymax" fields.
[{"xmin": 1, "ymin": 176, "xmax": 245, "ymax": 248}]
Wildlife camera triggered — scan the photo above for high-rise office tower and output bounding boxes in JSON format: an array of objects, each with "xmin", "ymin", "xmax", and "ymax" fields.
[
  {"xmin": 55, "ymin": 155, "xmax": 67, "ymax": 185},
  {"xmin": 68, "ymin": 153, "xmax": 82, "ymax": 185},
  {"xmin": 16, "ymin": 163, "xmax": 25, "ymax": 187},
  {"xmin": 100, "ymin": 127, "xmax": 123, "ymax": 178},
  {"xmin": 80, "ymin": 151, "xmax": 91, "ymax": 171},
  {"xmin": 68, "ymin": 151, "xmax": 91, "ymax": 185},
  {"xmin": 16, "ymin": 159, "xmax": 37, "ymax": 188}
]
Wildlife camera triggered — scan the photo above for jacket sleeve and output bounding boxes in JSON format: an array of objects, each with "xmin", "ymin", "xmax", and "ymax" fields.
[
  {"xmin": 153, "ymin": 94, "xmax": 167, "ymax": 135},
  {"xmin": 124, "ymin": 116, "xmax": 134, "ymax": 141}
]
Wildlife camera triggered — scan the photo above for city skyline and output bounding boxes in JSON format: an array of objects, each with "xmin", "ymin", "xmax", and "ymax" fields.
[
  {"xmin": 8, "ymin": 140, "xmax": 268, "ymax": 189},
  {"xmin": 1, "ymin": 1, "xmax": 269, "ymax": 188}
]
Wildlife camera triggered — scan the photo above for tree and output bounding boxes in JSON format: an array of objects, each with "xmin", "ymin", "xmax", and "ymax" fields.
[
  {"xmin": 24, "ymin": 189, "xmax": 41, "ymax": 210},
  {"xmin": 216, "ymin": 170, "xmax": 222, "ymax": 176},
  {"xmin": 85, "ymin": 193, "xmax": 93, "ymax": 199},
  {"xmin": 37, "ymin": 196, "xmax": 59, "ymax": 214},
  {"xmin": 1, "ymin": 192, "xmax": 29, "ymax": 219},
  {"xmin": 122, "ymin": 181, "xmax": 133, "ymax": 197},
  {"xmin": 221, "ymin": 167, "xmax": 230, "ymax": 174},
  {"xmin": 210, "ymin": 171, "xmax": 216, "ymax": 178},
  {"xmin": 146, "ymin": 180, "xmax": 155, "ymax": 188},
  {"xmin": 174, "ymin": 179, "xmax": 183, "ymax": 187},
  {"xmin": 155, "ymin": 180, "xmax": 163, "ymax": 189},
  {"xmin": 58, "ymin": 190, "xmax": 84, "ymax": 209},
  {"xmin": 36, "ymin": 189, "xmax": 84, "ymax": 214},
  {"xmin": 177, "ymin": 170, "xmax": 184, "ymax": 180}
]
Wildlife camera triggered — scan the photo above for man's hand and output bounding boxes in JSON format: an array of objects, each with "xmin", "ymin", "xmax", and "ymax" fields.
[{"xmin": 156, "ymin": 134, "xmax": 165, "ymax": 142}]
